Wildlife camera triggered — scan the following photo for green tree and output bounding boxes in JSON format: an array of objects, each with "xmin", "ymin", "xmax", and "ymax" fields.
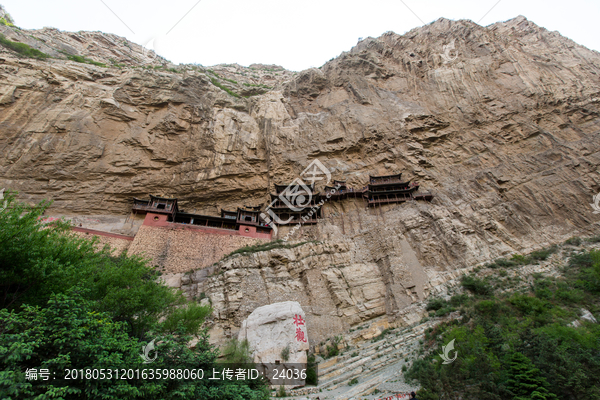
[
  {"xmin": 221, "ymin": 338, "xmax": 253, "ymax": 364},
  {"xmin": 0, "ymin": 191, "xmax": 205, "ymax": 337},
  {"xmin": 0, "ymin": 192, "xmax": 269, "ymax": 399},
  {"xmin": 0, "ymin": 292, "xmax": 268, "ymax": 399},
  {"xmin": 505, "ymin": 352, "xmax": 556, "ymax": 400}
]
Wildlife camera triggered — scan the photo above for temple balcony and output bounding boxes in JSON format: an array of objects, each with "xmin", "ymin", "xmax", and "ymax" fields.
[{"xmin": 132, "ymin": 203, "xmax": 175, "ymax": 214}]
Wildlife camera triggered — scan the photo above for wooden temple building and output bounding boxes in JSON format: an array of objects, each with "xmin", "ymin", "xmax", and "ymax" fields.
[
  {"xmin": 322, "ymin": 173, "xmax": 433, "ymax": 206},
  {"xmin": 132, "ymin": 195, "xmax": 272, "ymax": 238},
  {"xmin": 265, "ymin": 183, "xmax": 322, "ymax": 225},
  {"xmin": 130, "ymin": 173, "xmax": 432, "ymax": 235},
  {"xmin": 365, "ymin": 173, "xmax": 421, "ymax": 206},
  {"xmin": 323, "ymin": 180, "xmax": 364, "ymax": 201}
]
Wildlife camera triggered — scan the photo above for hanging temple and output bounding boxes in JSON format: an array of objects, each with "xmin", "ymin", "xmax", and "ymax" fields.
[{"xmin": 131, "ymin": 173, "xmax": 433, "ymax": 239}]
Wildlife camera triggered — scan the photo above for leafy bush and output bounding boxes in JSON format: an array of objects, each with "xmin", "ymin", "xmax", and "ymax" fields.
[
  {"xmin": 586, "ymin": 235, "xmax": 600, "ymax": 243},
  {"xmin": 434, "ymin": 306, "xmax": 454, "ymax": 317},
  {"xmin": 569, "ymin": 251, "xmax": 594, "ymax": 268},
  {"xmin": 475, "ymin": 299, "xmax": 499, "ymax": 315},
  {"xmin": 280, "ymin": 345, "xmax": 290, "ymax": 362},
  {"xmin": 511, "ymin": 254, "xmax": 530, "ymax": 264},
  {"xmin": 487, "ymin": 257, "xmax": 518, "ymax": 268},
  {"xmin": 577, "ymin": 250, "xmax": 600, "ymax": 293},
  {"xmin": 461, "ymin": 275, "xmax": 492, "ymax": 296},
  {"xmin": 530, "ymin": 245, "xmax": 558, "ymax": 261},
  {"xmin": 0, "ymin": 33, "xmax": 48, "ymax": 59},
  {"xmin": 405, "ymin": 248, "xmax": 600, "ymax": 400},
  {"xmin": 276, "ymin": 385, "xmax": 287, "ymax": 397},
  {"xmin": 449, "ymin": 294, "xmax": 469, "ymax": 306},
  {"xmin": 509, "ymin": 294, "xmax": 551, "ymax": 315},
  {"xmin": 348, "ymin": 377, "xmax": 358, "ymax": 385},
  {"xmin": 210, "ymin": 77, "xmax": 240, "ymax": 98},
  {"xmin": 221, "ymin": 338, "xmax": 253, "ymax": 364},
  {"xmin": 305, "ymin": 353, "xmax": 318, "ymax": 385},
  {"xmin": 564, "ymin": 236, "xmax": 582, "ymax": 246},
  {"xmin": 66, "ymin": 54, "xmax": 107, "ymax": 67},
  {"xmin": 0, "ymin": 16, "xmax": 15, "ymax": 26},
  {"xmin": 426, "ymin": 298, "xmax": 445, "ymax": 311},
  {"xmin": 325, "ymin": 335, "xmax": 342, "ymax": 358}
]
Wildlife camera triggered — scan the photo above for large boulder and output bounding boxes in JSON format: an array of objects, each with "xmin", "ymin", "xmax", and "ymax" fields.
[{"xmin": 238, "ymin": 301, "xmax": 309, "ymax": 365}]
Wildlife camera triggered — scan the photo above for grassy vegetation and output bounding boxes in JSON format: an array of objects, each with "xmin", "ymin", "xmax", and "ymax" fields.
[
  {"xmin": 66, "ymin": 53, "xmax": 107, "ymax": 67},
  {"xmin": 0, "ymin": 33, "xmax": 48, "ymax": 59},
  {"xmin": 426, "ymin": 294, "xmax": 469, "ymax": 317},
  {"xmin": 564, "ymin": 236, "xmax": 583, "ymax": 246},
  {"xmin": 0, "ymin": 16, "xmax": 14, "ymax": 27},
  {"xmin": 221, "ymin": 239, "xmax": 318, "ymax": 260},
  {"xmin": 486, "ymin": 245, "xmax": 558, "ymax": 269},
  {"xmin": 406, "ymin": 247, "xmax": 600, "ymax": 400},
  {"xmin": 276, "ymin": 385, "xmax": 287, "ymax": 397},
  {"xmin": 587, "ymin": 235, "xmax": 600, "ymax": 243},
  {"xmin": 221, "ymin": 338, "xmax": 254, "ymax": 364},
  {"xmin": 210, "ymin": 77, "xmax": 240, "ymax": 98},
  {"xmin": 323, "ymin": 335, "xmax": 342, "ymax": 359},
  {"xmin": 243, "ymin": 82, "xmax": 272, "ymax": 89}
]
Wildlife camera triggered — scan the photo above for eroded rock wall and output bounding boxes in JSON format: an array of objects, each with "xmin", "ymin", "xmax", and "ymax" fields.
[
  {"xmin": 1, "ymin": 15, "xmax": 600, "ymax": 345},
  {"xmin": 128, "ymin": 225, "xmax": 266, "ymax": 273}
]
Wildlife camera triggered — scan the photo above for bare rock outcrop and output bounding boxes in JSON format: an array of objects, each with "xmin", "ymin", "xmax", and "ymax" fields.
[{"xmin": 238, "ymin": 301, "xmax": 309, "ymax": 365}]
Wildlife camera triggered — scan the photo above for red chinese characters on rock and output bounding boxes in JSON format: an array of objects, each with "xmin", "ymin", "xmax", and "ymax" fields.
[
  {"xmin": 293, "ymin": 314, "xmax": 307, "ymax": 342},
  {"xmin": 293, "ymin": 314, "xmax": 305, "ymax": 327},
  {"xmin": 295, "ymin": 327, "xmax": 307, "ymax": 343}
]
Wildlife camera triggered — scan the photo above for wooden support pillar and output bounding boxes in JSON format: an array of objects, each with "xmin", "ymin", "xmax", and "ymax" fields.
[{"xmin": 354, "ymin": 198, "xmax": 363, "ymax": 232}]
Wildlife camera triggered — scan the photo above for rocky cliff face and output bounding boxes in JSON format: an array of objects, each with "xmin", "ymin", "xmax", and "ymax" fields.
[{"xmin": 2, "ymin": 14, "xmax": 600, "ymax": 343}]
